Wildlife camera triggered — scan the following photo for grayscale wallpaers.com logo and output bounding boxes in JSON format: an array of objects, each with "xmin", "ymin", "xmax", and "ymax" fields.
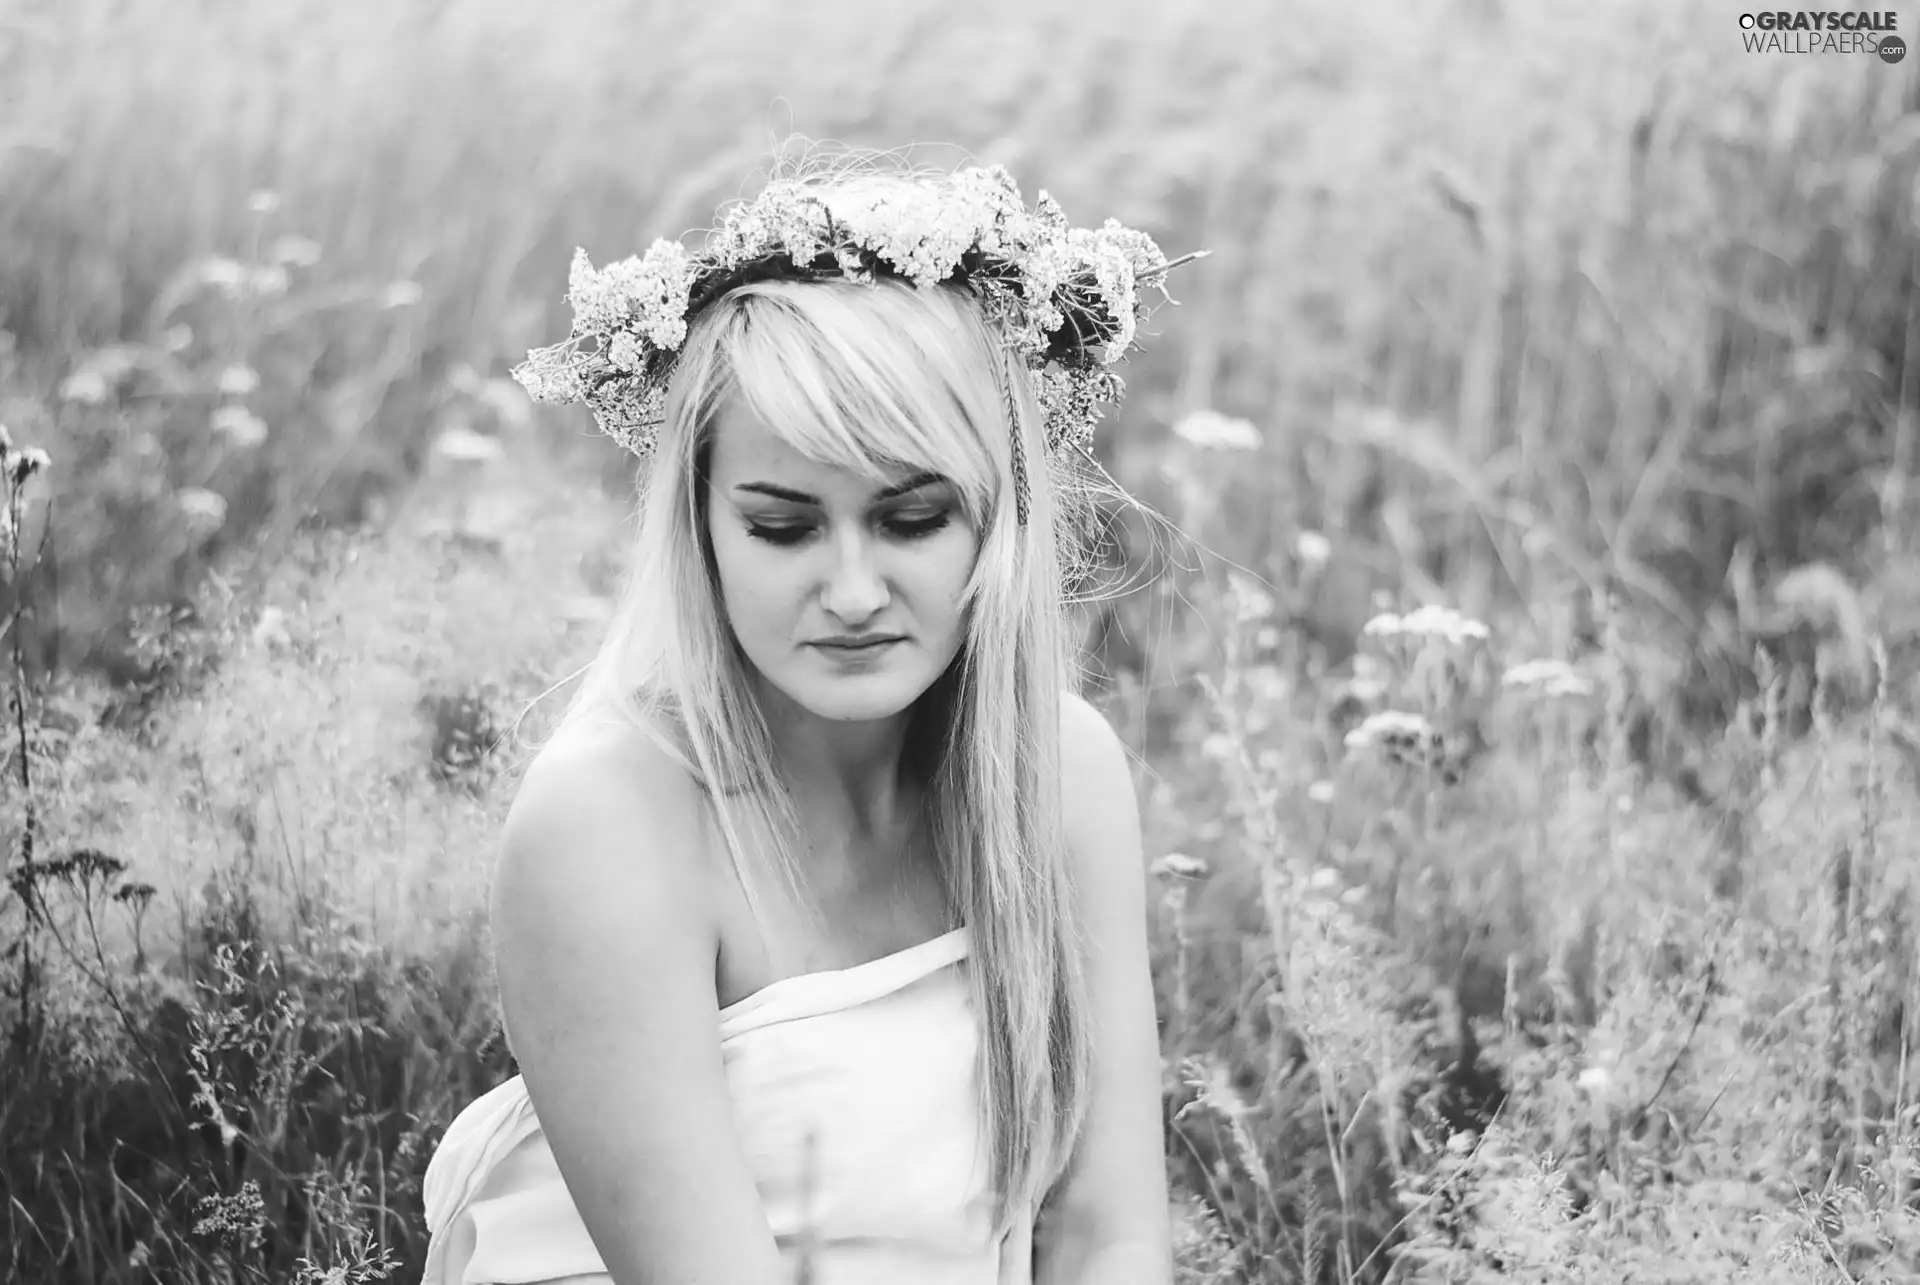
[{"xmin": 1740, "ymin": 11, "xmax": 1907, "ymax": 61}]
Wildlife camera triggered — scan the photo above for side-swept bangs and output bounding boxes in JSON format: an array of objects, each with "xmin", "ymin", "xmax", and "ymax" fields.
[{"xmin": 684, "ymin": 276, "xmax": 1004, "ymax": 531}]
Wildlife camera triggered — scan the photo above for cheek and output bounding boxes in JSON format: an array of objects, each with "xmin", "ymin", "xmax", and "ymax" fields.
[
  {"xmin": 916, "ymin": 531, "xmax": 980, "ymax": 626},
  {"xmin": 707, "ymin": 524, "xmax": 788, "ymax": 634}
]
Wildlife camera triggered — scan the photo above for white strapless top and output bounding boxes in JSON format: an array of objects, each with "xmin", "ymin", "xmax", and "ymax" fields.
[{"xmin": 420, "ymin": 926, "xmax": 1032, "ymax": 1284}]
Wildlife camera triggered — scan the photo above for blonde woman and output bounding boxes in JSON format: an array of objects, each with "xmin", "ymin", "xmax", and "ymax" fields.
[{"xmin": 421, "ymin": 152, "xmax": 1196, "ymax": 1285}]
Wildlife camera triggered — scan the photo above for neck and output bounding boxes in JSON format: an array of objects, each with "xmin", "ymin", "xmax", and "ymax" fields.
[{"xmin": 754, "ymin": 681, "xmax": 921, "ymax": 840}]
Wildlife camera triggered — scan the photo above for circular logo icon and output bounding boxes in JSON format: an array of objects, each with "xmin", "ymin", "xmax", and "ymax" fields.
[
  {"xmin": 1739, "ymin": 13, "xmax": 1756, "ymax": 28},
  {"xmin": 1880, "ymin": 35, "xmax": 1908, "ymax": 63}
]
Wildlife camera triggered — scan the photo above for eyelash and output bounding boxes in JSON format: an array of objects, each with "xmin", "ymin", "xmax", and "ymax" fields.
[{"xmin": 745, "ymin": 512, "xmax": 952, "ymax": 546}]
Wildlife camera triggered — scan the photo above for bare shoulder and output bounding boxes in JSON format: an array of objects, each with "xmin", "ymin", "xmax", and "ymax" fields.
[
  {"xmin": 505, "ymin": 715, "xmax": 705, "ymax": 831},
  {"xmin": 487, "ymin": 717, "xmax": 790, "ymax": 1280},
  {"xmin": 491, "ymin": 716, "xmax": 719, "ymax": 1049},
  {"xmin": 1057, "ymin": 689, "xmax": 1147, "ymax": 910},
  {"xmin": 1059, "ymin": 690, "xmax": 1138, "ymax": 829},
  {"xmin": 1060, "ymin": 688, "xmax": 1126, "ymax": 757},
  {"xmin": 496, "ymin": 717, "xmax": 713, "ymax": 928}
]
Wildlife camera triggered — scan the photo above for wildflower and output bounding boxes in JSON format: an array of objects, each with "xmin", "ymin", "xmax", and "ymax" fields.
[
  {"xmin": 1225, "ymin": 571, "xmax": 1274, "ymax": 623},
  {"xmin": 1294, "ymin": 530, "xmax": 1332, "ymax": 569},
  {"xmin": 250, "ymin": 265, "xmax": 290, "ymax": 298},
  {"xmin": 177, "ymin": 488, "xmax": 227, "ymax": 535},
  {"xmin": 566, "ymin": 240, "xmax": 696, "ymax": 349},
  {"xmin": 270, "ymin": 235, "xmax": 323, "ymax": 268},
  {"xmin": 202, "ymin": 257, "xmax": 248, "ymax": 293},
  {"xmin": 59, "ymin": 369, "xmax": 111, "ymax": 405},
  {"xmin": 1036, "ymin": 366, "xmax": 1121, "ymax": 452},
  {"xmin": 1200, "ymin": 731, "xmax": 1238, "ymax": 763},
  {"xmin": 380, "ymin": 280, "xmax": 424, "ymax": 309},
  {"xmin": 216, "ymin": 364, "xmax": 259, "ymax": 397},
  {"xmin": 247, "ymin": 189, "xmax": 282, "ymax": 216},
  {"xmin": 513, "ymin": 343, "xmax": 587, "ymax": 406},
  {"xmin": 192, "ymin": 1181, "xmax": 266, "ymax": 1251},
  {"xmin": 1066, "ymin": 225, "xmax": 1140, "ymax": 352},
  {"xmin": 1502, "ymin": 658, "xmax": 1597, "ymax": 700},
  {"xmin": 433, "ymin": 424, "xmax": 502, "ymax": 465},
  {"xmin": 1343, "ymin": 709, "xmax": 1435, "ymax": 753},
  {"xmin": 1, "ymin": 435, "xmax": 51, "ymax": 563},
  {"xmin": 1151, "ymin": 852, "xmax": 1210, "ymax": 882},
  {"xmin": 164, "ymin": 324, "xmax": 194, "ymax": 353},
  {"xmin": 1342, "ymin": 708, "xmax": 1480, "ymax": 780},
  {"xmin": 948, "ymin": 164, "xmax": 1027, "ymax": 251},
  {"xmin": 1576, "ymin": 1066, "xmax": 1611, "ymax": 1095},
  {"xmin": 832, "ymin": 180, "xmax": 989, "ymax": 291},
  {"xmin": 211, "ymin": 406, "xmax": 268, "ymax": 448},
  {"xmin": 607, "ymin": 330, "xmax": 645, "ymax": 374},
  {"xmin": 1365, "ymin": 604, "xmax": 1489, "ymax": 645},
  {"xmin": 7, "ymin": 445, "xmax": 51, "ymax": 488},
  {"xmin": 1405, "ymin": 604, "xmax": 1490, "ymax": 643},
  {"xmin": 1172, "ymin": 408, "xmax": 1262, "ymax": 452},
  {"xmin": 1307, "ymin": 779, "xmax": 1336, "ymax": 804},
  {"xmin": 1503, "ymin": 658, "xmax": 1565, "ymax": 686}
]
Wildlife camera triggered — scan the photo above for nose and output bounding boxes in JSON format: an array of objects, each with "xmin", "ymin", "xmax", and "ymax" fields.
[{"xmin": 820, "ymin": 529, "xmax": 889, "ymax": 625}]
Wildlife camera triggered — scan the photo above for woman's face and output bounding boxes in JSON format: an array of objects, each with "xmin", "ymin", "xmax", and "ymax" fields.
[{"xmin": 703, "ymin": 397, "xmax": 980, "ymax": 725}]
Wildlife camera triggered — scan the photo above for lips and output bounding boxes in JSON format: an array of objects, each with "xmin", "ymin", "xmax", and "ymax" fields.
[{"xmin": 812, "ymin": 637, "xmax": 903, "ymax": 651}]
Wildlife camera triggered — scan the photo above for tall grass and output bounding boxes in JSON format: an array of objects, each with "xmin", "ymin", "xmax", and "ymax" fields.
[{"xmin": 3, "ymin": 0, "xmax": 1920, "ymax": 1280}]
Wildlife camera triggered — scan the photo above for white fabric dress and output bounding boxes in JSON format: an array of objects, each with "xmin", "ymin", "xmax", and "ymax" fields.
[{"xmin": 420, "ymin": 925, "xmax": 1032, "ymax": 1284}]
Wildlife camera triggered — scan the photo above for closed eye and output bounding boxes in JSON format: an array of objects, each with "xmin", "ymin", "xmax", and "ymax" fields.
[
  {"xmin": 744, "ymin": 521, "xmax": 811, "ymax": 546},
  {"xmin": 743, "ymin": 510, "xmax": 952, "ymax": 546},
  {"xmin": 883, "ymin": 511, "xmax": 951, "ymax": 539}
]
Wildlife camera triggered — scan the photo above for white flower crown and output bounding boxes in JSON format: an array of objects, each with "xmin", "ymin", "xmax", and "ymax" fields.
[{"xmin": 511, "ymin": 164, "xmax": 1203, "ymax": 462}]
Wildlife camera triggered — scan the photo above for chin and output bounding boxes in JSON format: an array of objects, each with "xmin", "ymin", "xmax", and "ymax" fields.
[
  {"xmin": 756, "ymin": 656, "xmax": 939, "ymax": 725},
  {"xmin": 790, "ymin": 675, "xmax": 924, "ymax": 723}
]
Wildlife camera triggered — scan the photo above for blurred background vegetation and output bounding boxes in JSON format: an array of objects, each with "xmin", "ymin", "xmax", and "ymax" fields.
[{"xmin": 4, "ymin": 0, "xmax": 1920, "ymax": 1280}]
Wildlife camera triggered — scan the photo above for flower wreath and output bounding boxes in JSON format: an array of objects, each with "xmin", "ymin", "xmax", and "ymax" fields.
[{"xmin": 512, "ymin": 164, "xmax": 1203, "ymax": 479}]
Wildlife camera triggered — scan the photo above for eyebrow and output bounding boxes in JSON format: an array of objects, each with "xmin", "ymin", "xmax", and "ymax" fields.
[{"xmin": 731, "ymin": 471, "xmax": 948, "ymax": 506}]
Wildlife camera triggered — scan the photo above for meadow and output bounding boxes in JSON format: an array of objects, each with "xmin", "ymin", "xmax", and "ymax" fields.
[{"xmin": 4, "ymin": 0, "xmax": 1920, "ymax": 1280}]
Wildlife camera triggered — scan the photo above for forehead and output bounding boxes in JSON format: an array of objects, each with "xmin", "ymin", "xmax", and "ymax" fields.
[{"xmin": 705, "ymin": 395, "xmax": 918, "ymax": 494}]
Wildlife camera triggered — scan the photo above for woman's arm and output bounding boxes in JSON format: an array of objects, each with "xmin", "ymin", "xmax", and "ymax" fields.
[
  {"xmin": 1033, "ymin": 694, "xmax": 1174, "ymax": 1285},
  {"xmin": 491, "ymin": 725, "xmax": 792, "ymax": 1285}
]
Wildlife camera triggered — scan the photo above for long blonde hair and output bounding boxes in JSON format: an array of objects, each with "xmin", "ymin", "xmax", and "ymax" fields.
[{"xmin": 547, "ymin": 166, "xmax": 1101, "ymax": 1235}]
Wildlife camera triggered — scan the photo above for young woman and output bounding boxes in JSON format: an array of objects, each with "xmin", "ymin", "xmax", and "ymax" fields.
[{"xmin": 421, "ymin": 154, "xmax": 1192, "ymax": 1285}]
